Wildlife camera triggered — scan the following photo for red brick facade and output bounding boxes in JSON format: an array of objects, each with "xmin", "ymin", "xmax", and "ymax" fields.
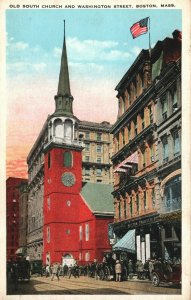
[{"xmin": 6, "ymin": 177, "xmax": 27, "ymax": 261}]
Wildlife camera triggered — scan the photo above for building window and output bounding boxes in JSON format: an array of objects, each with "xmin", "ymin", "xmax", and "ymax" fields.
[
  {"xmin": 97, "ymin": 156, "xmax": 101, "ymax": 163},
  {"xmin": 115, "ymin": 134, "xmax": 119, "ymax": 152},
  {"xmin": 136, "ymin": 193, "xmax": 139, "ymax": 214},
  {"xmin": 64, "ymin": 151, "xmax": 72, "ymax": 167},
  {"xmin": 134, "ymin": 118, "xmax": 138, "ymax": 136},
  {"xmin": 171, "ymin": 87, "xmax": 178, "ymax": 112},
  {"xmin": 130, "ymin": 197, "xmax": 133, "ymax": 217},
  {"xmin": 173, "ymin": 130, "xmax": 180, "ymax": 155},
  {"xmin": 118, "ymin": 201, "xmax": 121, "ymax": 219},
  {"xmin": 161, "ymin": 97, "xmax": 168, "ymax": 120},
  {"xmin": 48, "ymin": 152, "xmax": 51, "ymax": 169},
  {"xmin": 66, "ymin": 200, "xmax": 71, "ymax": 207},
  {"xmin": 128, "ymin": 125, "xmax": 131, "ymax": 141},
  {"xmin": 96, "ymin": 168, "xmax": 102, "ymax": 176},
  {"xmin": 97, "ymin": 179, "xmax": 102, "ymax": 183},
  {"xmin": 150, "ymin": 144, "xmax": 155, "ymax": 163},
  {"xmin": 162, "ymin": 136, "xmax": 169, "ymax": 162},
  {"xmin": 47, "ymin": 197, "xmax": 50, "ymax": 210},
  {"xmin": 85, "ymin": 143, "xmax": 90, "ymax": 151},
  {"xmin": 164, "ymin": 175, "xmax": 181, "ymax": 212},
  {"xmin": 142, "ymin": 149, "xmax": 146, "ymax": 168},
  {"xmin": 144, "ymin": 191, "xmax": 147, "ymax": 210},
  {"xmin": 85, "ymin": 167, "xmax": 90, "ymax": 176},
  {"xmin": 85, "ymin": 252, "xmax": 90, "ymax": 262},
  {"xmin": 85, "ymin": 131, "xmax": 90, "ymax": 139},
  {"xmin": 148, "ymin": 105, "xmax": 153, "ymax": 124},
  {"xmin": 97, "ymin": 132, "xmax": 102, "ymax": 141},
  {"xmin": 47, "ymin": 226, "xmax": 50, "ymax": 243},
  {"xmin": 124, "ymin": 199, "xmax": 127, "ymax": 219},
  {"xmin": 121, "ymin": 128, "xmax": 125, "ymax": 146},
  {"xmin": 79, "ymin": 225, "xmax": 82, "ymax": 241},
  {"xmin": 141, "ymin": 111, "xmax": 145, "ymax": 130},
  {"xmin": 97, "ymin": 144, "xmax": 102, "ymax": 153},
  {"xmin": 85, "ymin": 223, "xmax": 89, "ymax": 241},
  {"xmin": 152, "ymin": 188, "xmax": 155, "ymax": 207},
  {"xmin": 85, "ymin": 156, "xmax": 89, "ymax": 162}
]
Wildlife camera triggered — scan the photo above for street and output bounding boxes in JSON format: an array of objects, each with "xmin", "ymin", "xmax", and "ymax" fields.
[{"xmin": 7, "ymin": 275, "xmax": 181, "ymax": 295}]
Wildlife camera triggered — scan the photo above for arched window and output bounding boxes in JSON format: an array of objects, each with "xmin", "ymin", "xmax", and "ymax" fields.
[
  {"xmin": 164, "ymin": 175, "xmax": 181, "ymax": 212},
  {"xmin": 64, "ymin": 119, "xmax": 73, "ymax": 142},
  {"xmin": 54, "ymin": 119, "xmax": 63, "ymax": 140},
  {"xmin": 64, "ymin": 151, "xmax": 72, "ymax": 168}
]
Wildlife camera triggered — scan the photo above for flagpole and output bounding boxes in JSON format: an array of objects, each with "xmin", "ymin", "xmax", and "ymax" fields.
[{"xmin": 148, "ymin": 17, "xmax": 151, "ymax": 57}]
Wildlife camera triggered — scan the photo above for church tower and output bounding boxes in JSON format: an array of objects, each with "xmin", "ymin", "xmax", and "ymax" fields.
[{"xmin": 43, "ymin": 22, "xmax": 83, "ymax": 264}]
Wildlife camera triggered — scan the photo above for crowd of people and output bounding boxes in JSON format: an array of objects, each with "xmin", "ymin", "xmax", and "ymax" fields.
[
  {"xmin": 41, "ymin": 255, "xmax": 181, "ymax": 283},
  {"xmin": 8, "ymin": 255, "xmax": 181, "ymax": 290}
]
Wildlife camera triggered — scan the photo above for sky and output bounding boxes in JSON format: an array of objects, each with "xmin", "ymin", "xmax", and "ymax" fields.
[{"xmin": 6, "ymin": 8, "xmax": 182, "ymax": 178}]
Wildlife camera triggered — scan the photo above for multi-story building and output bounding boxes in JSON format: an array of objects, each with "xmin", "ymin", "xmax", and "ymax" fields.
[
  {"xmin": 6, "ymin": 177, "xmax": 27, "ymax": 261},
  {"xmin": 18, "ymin": 180, "xmax": 28, "ymax": 256},
  {"xmin": 111, "ymin": 30, "xmax": 181, "ymax": 262},
  {"xmin": 26, "ymin": 26, "xmax": 114, "ymax": 264},
  {"xmin": 79, "ymin": 120, "xmax": 113, "ymax": 184},
  {"xmin": 153, "ymin": 30, "xmax": 181, "ymax": 259}
]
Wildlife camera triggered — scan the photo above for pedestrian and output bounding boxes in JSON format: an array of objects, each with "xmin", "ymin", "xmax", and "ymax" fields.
[
  {"xmin": 115, "ymin": 260, "xmax": 122, "ymax": 282},
  {"xmin": 68, "ymin": 265, "xmax": 73, "ymax": 278},
  {"xmin": 45, "ymin": 264, "xmax": 50, "ymax": 277},
  {"xmin": 63, "ymin": 264, "xmax": 68, "ymax": 277},
  {"xmin": 128, "ymin": 259, "xmax": 134, "ymax": 279},
  {"xmin": 136, "ymin": 260, "xmax": 140, "ymax": 279},
  {"xmin": 144, "ymin": 260, "xmax": 149, "ymax": 279},
  {"xmin": 138, "ymin": 260, "xmax": 144, "ymax": 279},
  {"xmin": 73, "ymin": 262, "xmax": 80, "ymax": 278},
  {"xmin": 51, "ymin": 263, "xmax": 60, "ymax": 281},
  {"xmin": 148, "ymin": 259, "xmax": 154, "ymax": 280}
]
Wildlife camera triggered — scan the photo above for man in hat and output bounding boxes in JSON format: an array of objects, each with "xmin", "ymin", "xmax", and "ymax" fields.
[{"xmin": 115, "ymin": 260, "xmax": 122, "ymax": 282}]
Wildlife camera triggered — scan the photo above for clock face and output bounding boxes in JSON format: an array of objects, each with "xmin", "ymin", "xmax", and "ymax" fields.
[{"xmin": 61, "ymin": 172, "xmax": 75, "ymax": 187}]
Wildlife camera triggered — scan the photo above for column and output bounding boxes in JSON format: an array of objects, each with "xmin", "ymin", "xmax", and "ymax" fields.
[
  {"xmin": 136, "ymin": 235, "xmax": 141, "ymax": 261},
  {"xmin": 145, "ymin": 233, "xmax": 151, "ymax": 260},
  {"xmin": 120, "ymin": 195, "xmax": 124, "ymax": 220},
  {"xmin": 132, "ymin": 191, "xmax": 136, "ymax": 217},
  {"xmin": 126, "ymin": 193, "xmax": 131, "ymax": 218},
  {"xmin": 141, "ymin": 240, "xmax": 146, "ymax": 264}
]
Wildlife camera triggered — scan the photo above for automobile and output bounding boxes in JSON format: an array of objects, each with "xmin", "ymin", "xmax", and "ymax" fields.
[
  {"xmin": 30, "ymin": 260, "xmax": 43, "ymax": 276},
  {"xmin": 152, "ymin": 263, "xmax": 181, "ymax": 287}
]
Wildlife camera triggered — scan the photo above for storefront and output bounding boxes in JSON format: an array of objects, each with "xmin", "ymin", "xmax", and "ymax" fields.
[{"xmin": 112, "ymin": 212, "xmax": 161, "ymax": 263}]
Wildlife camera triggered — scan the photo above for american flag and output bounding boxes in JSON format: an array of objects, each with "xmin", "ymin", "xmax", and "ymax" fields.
[{"xmin": 130, "ymin": 17, "xmax": 149, "ymax": 39}]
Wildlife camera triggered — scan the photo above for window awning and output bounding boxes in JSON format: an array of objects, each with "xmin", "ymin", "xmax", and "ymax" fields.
[
  {"xmin": 113, "ymin": 152, "xmax": 138, "ymax": 173},
  {"xmin": 15, "ymin": 247, "xmax": 26, "ymax": 255},
  {"xmin": 112, "ymin": 229, "xmax": 136, "ymax": 253}
]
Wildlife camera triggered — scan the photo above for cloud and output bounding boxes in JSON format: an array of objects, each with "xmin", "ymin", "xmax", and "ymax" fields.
[
  {"xmin": 33, "ymin": 63, "xmax": 46, "ymax": 72},
  {"xmin": 131, "ymin": 46, "xmax": 141, "ymax": 56},
  {"xmin": 8, "ymin": 40, "xmax": 29, "ymax": 50},
  {"xmin": 53, "ymin": 37, "xmax": 130, "ymax": 62},
  {"xmin": 7, "ymin": 61, "xmax": 47, "ymax": 73}
]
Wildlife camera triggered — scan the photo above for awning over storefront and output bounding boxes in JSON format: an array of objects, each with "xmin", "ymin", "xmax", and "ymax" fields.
[{"xmin": 112, "ymin": 229, "xmax": 136, "ymax": 253}]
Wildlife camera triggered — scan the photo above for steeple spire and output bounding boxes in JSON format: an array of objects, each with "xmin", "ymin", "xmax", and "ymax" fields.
[{"xmin": 54, "ymin": 20, "xmax": 73, "ymax": 116}]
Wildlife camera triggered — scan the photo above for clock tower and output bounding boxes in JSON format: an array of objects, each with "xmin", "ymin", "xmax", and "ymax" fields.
[{"xmin": 43, "ymin": 22, "xmax": 83, "ymax": 264}]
